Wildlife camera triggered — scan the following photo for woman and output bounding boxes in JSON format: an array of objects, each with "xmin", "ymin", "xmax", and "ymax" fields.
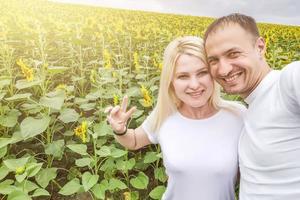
[{"xmin": 106, "ymin": 36, "xmax": 245, "ymax": 200}]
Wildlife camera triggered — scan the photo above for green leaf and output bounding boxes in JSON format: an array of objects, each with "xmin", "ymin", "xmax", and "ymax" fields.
[
  {"xmin": 0, "ymin": 138, "xmax": 12, "ymax": 148},
  {"xmin": 35, "ymin": 168, "xmax": 57, "ymax": 188},
  {"xmin": 109, "ymin": 178, "xmax": 127, "ymax": 190},
  {"xmin": 132, "ymin": 109, "xmax": 144, "ymax": 119},
  {"xmin": 0, "ymin": 179, "xmax": 16, "ymax": 195},
  {"xmin": 79, "ymin": 103, "xmax": 96, "ymax": 111},
  {"xmin": 15, "ymin": 180, "xmax": 39, "ymax": 193},
  {"xmin": 125, "ymin": 158, "xmax": 136, "ymax": 170},
  {"xmin": 47, "ymin": 66, "xmax": 69, "ymax": 74},
  {"xmin": 10, "ymin": 131, "xmax": 24, "ymax": 144},
  {"xmin": 149, "ymin": 185, "xmax": 166, "ymax": 199},
  {"xmin": 144, "ymin": 151, "xmax": 159, "ymax": 164},
  {"xmin": 31, "ymin": 188, "xmax": 50, "ymax": 197},
  {"xmin": 154, "ymin": 167, "xmax": 168, "ymax": 183},
  {"xmin": 0, "ymin": 78, "xmax": 11, "ymax": 88},
  {"xmin": 0, "ymin": 92, "xmax": 6, "ymax": 100},
  {"xmin": 0, "ymin": 146, "xmax": 7, "ymax": 159},
  {"xmin": 130, "ymin": 172, "xmax": 149, "ymax": 189},
  {"xmin": 126, "ymin": 87, "xmax": 140, "ymax": 97},
  {"xmin": 75, "ymin": 157, "xmax": 92, "ymax": 167},
  {"xmin": 82, "ymin": 171, "xmax": 99, "ymax": 192},
  {"xmin": 100, "ymin": 158, "xmax": 115, "ymax": 171},
  {"xmin": 96, "ymin": 146, "xmax": 111, "ymax": 157},
  {"xmin": 7, "ymin": 190, "xmax": 31, "ymax": 200},
  {"xmin": 15, "ymin": 79, "xmax": 42, "ymax": 90},
  {"xmin": 93, "ymin": 121, "xmax": 112, "ymax": 137},
  {"xmin": 91, "ymin": 183, "xmax": 106, "ymax": 199},
  {"xmin": 116, "ymin": 158, "xmax": 135, "ymax": 171},
  {"xmin": 110, "ymin": 147, "xmax": 127, "ymax": 158},
  {"xmin": 86, "ymin": 91, "xmax": 101, "ymax": 101},
  {"xmin": 0, "ymin": 165, "xmax": 10, "ymax": 181},
  {"xmin": 20, "ymin": 116, "xmax": 51, "ymax": 138},
  {"xmin": 58, "ymin": 108, "xmax": 79, "ymax": 123},
  {"xmin": 16, "ymin": 172, "xmax": 27, "ymax": 183},
  {"xmin": 0, "ymin": 109, "xmax": 21, "ymax": 127},
  {"xmin": 39, "ymin": 90, "xmax": 65, "ymax": 110},
  {"xmin": 67, "ymin": 144, "xmax": 88, "ymax": 155},
  {"xmin": 25, "ymin": 163, "xmax": 43, "ymax": 177},
  {"xmin": 92, "ymin": 179, "xmax": 110, "ymax": 199},
  {"xmin": 21, "ymin": 103, "xmax": 42, "ymax": 114},
  {"xmin": 59, "ymin": 178, "xmax": 81, "ymax": 196},
  {"xmin": 45, "ymin": 140, "xmax": 64, "ymax": 159},
  {"xmin": 5, "ymin": 93, "xmax": 31, "ymax": 101},
  {"xmin": 3, "ymin": 157, "xmax": 30, "ymax": 171}
]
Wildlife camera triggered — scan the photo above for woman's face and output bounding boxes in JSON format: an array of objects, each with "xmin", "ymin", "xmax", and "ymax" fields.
[{"xmin": 172, "ymin": 54, "xmax": 214, "ymax": 109}]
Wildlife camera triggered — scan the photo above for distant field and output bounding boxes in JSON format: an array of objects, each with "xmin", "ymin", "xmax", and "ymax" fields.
[{"xmin": 0, "ymin": 0, "xmax": 299, "ymax": 199}]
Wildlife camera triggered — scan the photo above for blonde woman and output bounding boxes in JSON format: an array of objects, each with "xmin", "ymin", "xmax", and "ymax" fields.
[{"xmin": 106, "ymin": 36, "xmax": 245, "ymax": 200}]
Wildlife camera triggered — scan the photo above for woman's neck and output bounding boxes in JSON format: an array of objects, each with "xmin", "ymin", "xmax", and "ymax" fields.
[{"xmin": 178, "ymin": 104, "xmax": 218, "ymax": 119}]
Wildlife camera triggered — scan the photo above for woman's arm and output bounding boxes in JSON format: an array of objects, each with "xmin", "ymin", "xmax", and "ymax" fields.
[
  {"xmin": 106, "ymin": 96, "xmax": 152, "ymax": 150},
  {"xmin": 114, "ymin": 126, "xmax": 152, "ymax": 150}
]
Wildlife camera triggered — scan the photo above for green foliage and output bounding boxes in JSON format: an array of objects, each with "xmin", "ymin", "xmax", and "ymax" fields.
[{"xmin": 0, "ymin": 0, "xmax": 299, "ymax": 199}]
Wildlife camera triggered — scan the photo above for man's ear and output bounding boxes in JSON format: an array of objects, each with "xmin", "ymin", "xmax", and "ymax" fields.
[{"xmin": 256, "ymin": 37, "xmax": 266, "ymax": 55}]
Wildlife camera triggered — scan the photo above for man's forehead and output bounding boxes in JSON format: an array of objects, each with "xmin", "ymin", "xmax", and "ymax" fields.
[{"xmin": 208, "ymin": 22, "xmax": 245, "ymax": 38}]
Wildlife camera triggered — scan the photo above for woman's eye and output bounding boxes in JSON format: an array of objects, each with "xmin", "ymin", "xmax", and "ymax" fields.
[
  {"xmin": 178, "ymin": 75, "xmax": 188, "ymax": 79},
  {"xmin": 198, "ymin": 71, "xmax": 208, "ymax": 76}
]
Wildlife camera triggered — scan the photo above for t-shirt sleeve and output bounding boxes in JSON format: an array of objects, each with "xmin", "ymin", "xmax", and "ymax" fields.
[
  {"xmin": 222, "ymin": 100, "xmax": 247, "ymax": 117},
  {"xmin": 141, "ymin": 111, "xmax": 159, "ymax": 144},
  {"xmin": 280, "ymin": 61, "xmax": 300, "ymax": 113}
]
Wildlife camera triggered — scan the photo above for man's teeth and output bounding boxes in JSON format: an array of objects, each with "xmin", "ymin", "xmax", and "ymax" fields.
[{"xmin": 225, "ymin": 74, "xmax": 239, "ymax": 82}]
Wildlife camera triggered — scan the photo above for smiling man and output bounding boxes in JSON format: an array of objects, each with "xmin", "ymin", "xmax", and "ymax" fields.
[{"xmin": 204, "ymin": 13, "xmax": 300, "ymax": 200}]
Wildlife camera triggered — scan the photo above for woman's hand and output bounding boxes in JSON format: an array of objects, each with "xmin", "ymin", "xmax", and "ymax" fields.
[{"xmin": 105, "ymin": 96, "xmax": 136, "ymax": 134}]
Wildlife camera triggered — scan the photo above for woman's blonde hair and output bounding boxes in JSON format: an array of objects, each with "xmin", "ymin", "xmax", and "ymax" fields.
[{"xmin": 149, "ymin": 36, "xmax": 222, "ymax": 132}]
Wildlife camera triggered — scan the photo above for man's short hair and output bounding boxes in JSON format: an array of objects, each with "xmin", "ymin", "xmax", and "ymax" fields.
[{"xmin": 204, "ymin": 13, "xmax": 260, "ymax": 43}]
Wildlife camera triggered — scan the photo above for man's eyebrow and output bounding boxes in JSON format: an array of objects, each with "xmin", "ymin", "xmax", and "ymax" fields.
[
  {"xmin": 207, "ymin": 56, "xmax": 218, "ymax": 62},
  {"xmin": 207, "ymin": 47, "xmax": 241, "ymax": 61}
]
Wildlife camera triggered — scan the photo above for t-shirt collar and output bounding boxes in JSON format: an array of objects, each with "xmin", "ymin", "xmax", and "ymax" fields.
[{"xmin": 244, "ymin": 70, "xmax": 279, "ymax": 105}]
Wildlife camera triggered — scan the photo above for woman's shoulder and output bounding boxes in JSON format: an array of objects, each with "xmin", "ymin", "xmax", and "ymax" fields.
[{"xmin": 219, "ymin": 100, "xmax": 247, "ymax": 116}]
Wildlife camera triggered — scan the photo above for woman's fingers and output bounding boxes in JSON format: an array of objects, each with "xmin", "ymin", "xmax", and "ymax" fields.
[
  {"xmin": 106, "ymin": 96, "xmax": 134, "ymax": 129},
  {"xmin": 121, "ymin": 95, "xmax": 128, "ymax": 112},
  {"xmin": 107, "ymin": 116, "xmax": 117, "ymax": 129},
  {"xmin": 104, "ymin": 106, "xmax": 113, "ymax": 114},
  {"xmin": 110, "ymin": 105, "xmax": 120, "ymax": 116},
  {"xmin": 107, "ymin": 115, "xmax": 126, "ymax": 132},
  {"xmin": 125, "ymin": 106, "xmax": 136, "ymax": 120}
]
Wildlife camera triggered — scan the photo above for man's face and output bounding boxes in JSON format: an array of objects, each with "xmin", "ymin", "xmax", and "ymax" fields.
[{"xmin": 205, "ymin": 23, "xmax": 266, "ymax": 98}]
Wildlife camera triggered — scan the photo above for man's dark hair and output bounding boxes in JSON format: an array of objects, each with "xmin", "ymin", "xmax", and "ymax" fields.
[{"xmin": 204, "ymin": 13, "xmax": 260, "ymax": 43}]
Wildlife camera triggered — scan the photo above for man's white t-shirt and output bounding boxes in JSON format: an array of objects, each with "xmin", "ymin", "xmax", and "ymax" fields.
[
  {"xmin": 239, "ymin": 61, "xmax": 300, "ymax": 200},
  {"xmin": 142, "ymin": 103, "xmax": 245, "ymax": 200}
]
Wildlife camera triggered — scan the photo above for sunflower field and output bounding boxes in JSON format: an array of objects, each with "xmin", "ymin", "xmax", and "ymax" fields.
[{"xmin": 0, "ymin": 0, "xmax": 299, "ymax": 199}]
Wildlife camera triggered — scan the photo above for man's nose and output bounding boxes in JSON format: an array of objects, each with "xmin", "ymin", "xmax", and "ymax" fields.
[{"xmin": 217, "ymin": 59, "xmax": 233, "ymax": 77}]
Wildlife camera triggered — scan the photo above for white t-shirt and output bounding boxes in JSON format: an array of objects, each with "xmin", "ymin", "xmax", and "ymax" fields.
[
  {"xmin": 239, "ymin": 61, "xmax": 300, "ymax": 200},
  {"xmin": 142, "ymin": 102, "xmax": 245, "ymax": 200}
]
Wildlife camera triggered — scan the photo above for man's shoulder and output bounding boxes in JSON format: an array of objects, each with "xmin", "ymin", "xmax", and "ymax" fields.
[
  {"xmin": 278, "ymin": 61, "xmax": 300, "ymax": 111},
  {"xmin": 281, "ymin": 61, "xmax": 300, "ymax": 75}
]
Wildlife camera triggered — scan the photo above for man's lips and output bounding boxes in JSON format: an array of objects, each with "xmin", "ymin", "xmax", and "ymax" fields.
[{"xmin": 223, "ymin": 71, "xmax": 243, "ymax": 83}]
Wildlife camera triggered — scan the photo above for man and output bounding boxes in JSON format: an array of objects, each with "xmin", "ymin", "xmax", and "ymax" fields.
[{"xmin": 204, "ymin": 13, "xmax": 300, "ymax": 200}]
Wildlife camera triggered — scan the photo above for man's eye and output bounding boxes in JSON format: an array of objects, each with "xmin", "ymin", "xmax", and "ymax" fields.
[
  {"xmin": 228, "ymin": 52, "xmax": 240, "ymax": 58},
  {"xmin": 208, "ymin": 59, "xmax": 217, "ymax": 66}
]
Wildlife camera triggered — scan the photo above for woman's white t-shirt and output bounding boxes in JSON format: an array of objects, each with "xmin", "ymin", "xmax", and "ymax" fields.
[{"xmin": 142, "ymin": 104, "xmax": 245, "ymax": 200}]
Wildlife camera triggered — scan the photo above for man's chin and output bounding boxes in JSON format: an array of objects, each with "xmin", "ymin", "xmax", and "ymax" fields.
[{"xmin": 222, "ymin": 87, "xmax": 241, "ymax": 95}]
